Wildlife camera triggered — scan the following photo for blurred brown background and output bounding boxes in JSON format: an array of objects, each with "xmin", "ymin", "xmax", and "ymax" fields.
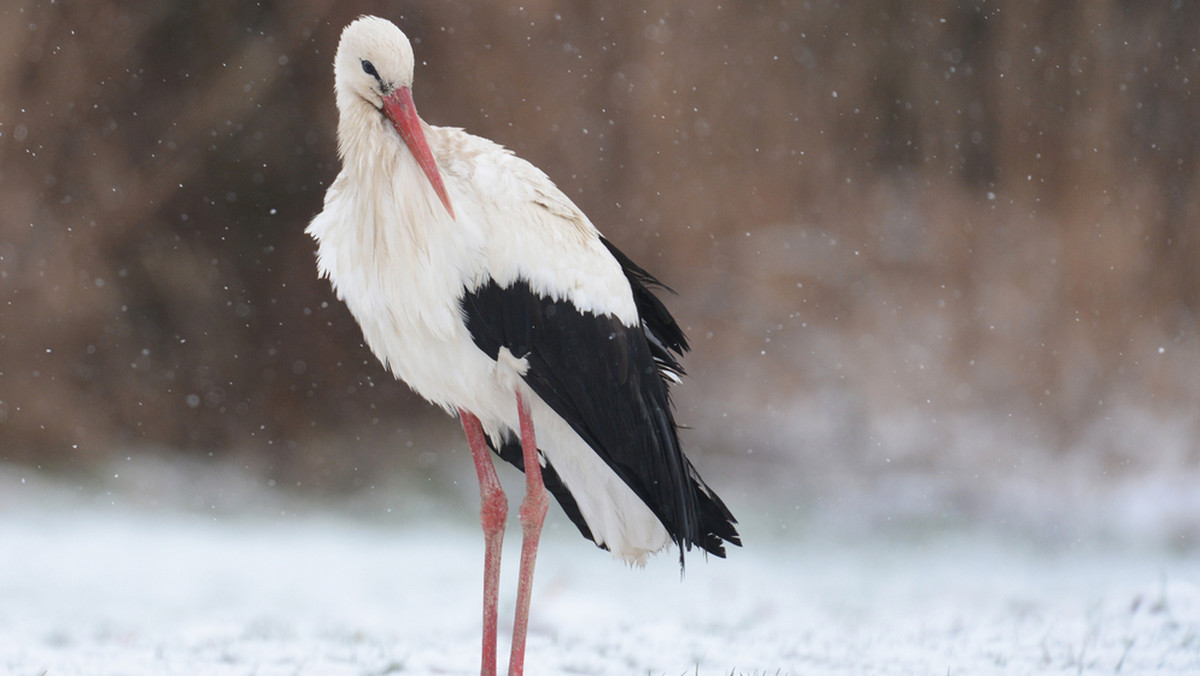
[{"xmin": 2, "ymin": 1, "xmax": 1198, "ymax": 508}]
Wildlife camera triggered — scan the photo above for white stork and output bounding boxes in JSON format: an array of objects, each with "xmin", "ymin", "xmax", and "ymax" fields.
[{"xmin": 307, "ymin": 16, "xmax": 740, "ymax": 675}]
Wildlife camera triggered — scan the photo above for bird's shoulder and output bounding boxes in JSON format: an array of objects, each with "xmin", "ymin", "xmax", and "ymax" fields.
[
  {"xmin": 430, "ymin": 125, "xmax": 593, "ymax": 237},
  {"xmin": 430, "ymin": 125, "xmax": 633, "ymax": 318}
]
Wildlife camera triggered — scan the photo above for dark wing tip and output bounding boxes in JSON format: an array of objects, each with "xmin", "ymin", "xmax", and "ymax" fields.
[{"xmin": 686, "ymin": 471, "xmax": 742, "ymax": 560}]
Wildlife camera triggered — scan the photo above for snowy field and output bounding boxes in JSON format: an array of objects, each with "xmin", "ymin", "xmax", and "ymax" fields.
[{"xmin": 2, "ymin": 463, "xmax": 1199, "ymax": 675}]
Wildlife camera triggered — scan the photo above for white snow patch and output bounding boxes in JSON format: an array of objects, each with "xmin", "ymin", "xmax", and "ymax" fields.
[{"xmin": 0, "ymin": 466, "xmax": 1198, "ymax": 675}]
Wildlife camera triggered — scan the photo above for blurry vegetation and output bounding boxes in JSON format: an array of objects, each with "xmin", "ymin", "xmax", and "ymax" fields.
[{"xmin": 1, "ymin": 1, "xmax": 1198, "ymax": 487}]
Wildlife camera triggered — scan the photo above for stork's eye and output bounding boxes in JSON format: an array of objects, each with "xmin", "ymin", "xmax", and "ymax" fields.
[{"xmin": 361, "ymin": 60, "xmax": 379, "ymax": 78}]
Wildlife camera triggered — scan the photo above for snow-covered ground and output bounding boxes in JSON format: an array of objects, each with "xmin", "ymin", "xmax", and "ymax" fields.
[{"xmin": 1, "ymin": 463, "xmax": 1198, "ymax": 675}]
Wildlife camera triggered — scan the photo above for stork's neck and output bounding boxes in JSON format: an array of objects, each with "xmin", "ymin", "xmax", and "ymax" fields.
[
  {"xmin": 335, "ymin": 98, "xmax": 398, "ymax": 174},
  {"xmin": 333, "ymin": 98, "xmax": 450, "ymax": 244}
]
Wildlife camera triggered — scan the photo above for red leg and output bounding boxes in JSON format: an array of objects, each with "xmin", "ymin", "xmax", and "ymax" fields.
[
  {"xmin": 460, "ymin": 408, "xmax": 507, "ymax": 676},
  {"xmin": 508, "ymin": 391, "xmax": 549, "ymax": 676}
]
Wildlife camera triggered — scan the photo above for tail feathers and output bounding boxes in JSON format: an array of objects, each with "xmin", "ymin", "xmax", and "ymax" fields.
[
  {"xmin": 486, "ymin": 434, "xmax": 740, "ymax": 561},
  {"xmin": 485, "ymin": 435, "xmax": 602, "ymax": 549}
]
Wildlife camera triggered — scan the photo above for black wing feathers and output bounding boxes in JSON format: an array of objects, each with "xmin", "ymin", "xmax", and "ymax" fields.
[
  {"xmin": 599, "ymin": 238, "xmax": 689, "ymax": 381},
  {"xmin": 461, "ymin": 239, "xmax": 740, "ymax": 562}
]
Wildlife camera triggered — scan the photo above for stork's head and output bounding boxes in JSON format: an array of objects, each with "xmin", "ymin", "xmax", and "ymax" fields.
[{"xmin": 334, "ymin": 16, "xmax": 454, "ymax": 219}]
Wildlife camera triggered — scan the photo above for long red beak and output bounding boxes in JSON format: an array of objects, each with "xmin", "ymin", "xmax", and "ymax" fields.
[{"xmin": 383, "ymin": 87, "xmax": 455, "ymax": 220}]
